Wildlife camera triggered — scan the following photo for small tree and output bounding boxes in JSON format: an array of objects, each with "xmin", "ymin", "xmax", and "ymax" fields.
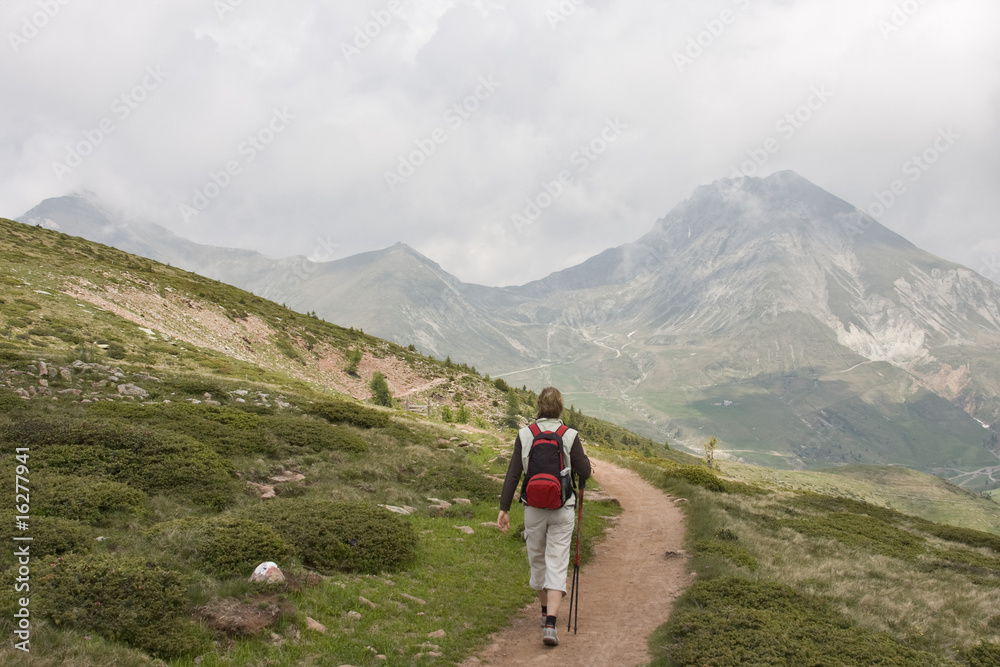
[
  {"xmin": 440, "ymin": 405, "xmax": 454, "ymax": 423},
  {"xmin": 704, "ymin": 437, "xmax": 718, "ymax": 470},
  {"xmin": 345, "ymin": 348, "xmax": 363, "ymax": 376},
  {"xmin": 456, "ymin": 404, "xmax": 470, "ymax": 424},
  {"xmin": 504, "ymin": 389, "xmax": 521, "ymax": 429},
  {"xmin": 370, "ymin": 371, "xmax": 392, "ymax": 407}
]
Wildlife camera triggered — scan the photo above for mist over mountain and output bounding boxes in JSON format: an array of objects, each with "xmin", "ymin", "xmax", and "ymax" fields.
[{"xmin": 17, "ymin": 172, "xmax": 1000, "ymax": 485}]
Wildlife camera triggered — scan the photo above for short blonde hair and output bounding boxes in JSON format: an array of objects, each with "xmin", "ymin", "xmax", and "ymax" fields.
[{"xmin": 536, "ymin": 387, "xmax": 564, "ymax": 419}]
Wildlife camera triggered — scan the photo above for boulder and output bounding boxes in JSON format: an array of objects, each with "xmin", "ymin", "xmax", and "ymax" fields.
[
  {"xmin": 117, "ymin": 383, "xmax": 148, "ymax": 398},
  {"xmin": 250, "ymin": 561, "xmax": 285, "ymax": 584}
]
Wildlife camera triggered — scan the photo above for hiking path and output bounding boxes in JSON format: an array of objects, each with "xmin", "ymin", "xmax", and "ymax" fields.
[{"xmin": 461, "ymin": 459, "xmax": 693, "ymax": 666}]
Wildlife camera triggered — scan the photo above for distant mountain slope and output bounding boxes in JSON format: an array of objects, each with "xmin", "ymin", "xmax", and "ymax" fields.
[
  {"xmin": 15, "ymin": 172, "xmax": 1000, "ymax": 485},
  {"xmin": 493, "ymin": 172, "xmax": 1000, "ymax": 484},
  {"xmin": 18, "ymin": 195, "xmax": 303, "ymax": 303}
]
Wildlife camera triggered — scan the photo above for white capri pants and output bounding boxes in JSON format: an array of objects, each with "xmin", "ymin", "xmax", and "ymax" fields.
[{"xmin": 524, "ymin": 504, "xmax": 576, "ymax": 593}]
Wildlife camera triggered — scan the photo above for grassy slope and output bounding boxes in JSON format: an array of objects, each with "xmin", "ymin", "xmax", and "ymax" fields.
[
  {"xmin": 602, "ymin": 451, "xmax": 1000, "ymax": 667},
  {"xmin": 3, "ymin": 219, "xmax": 1000, "ymax": 665}
]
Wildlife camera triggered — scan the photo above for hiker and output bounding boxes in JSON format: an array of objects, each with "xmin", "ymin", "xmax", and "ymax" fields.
[{"xmin": 497, "ymin": 386, "xmax": 592, "ymax": 647}]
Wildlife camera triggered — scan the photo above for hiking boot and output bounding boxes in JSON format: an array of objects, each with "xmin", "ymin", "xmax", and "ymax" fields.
[{"xmin": 543, "ymin": 625, "xmax": 559, "ymax": 646}]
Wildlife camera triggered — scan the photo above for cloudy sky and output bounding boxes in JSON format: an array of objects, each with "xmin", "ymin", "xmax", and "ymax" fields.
[{"xmin": 2, "ymin": 0, "xmax": 998, "ymax": 287}]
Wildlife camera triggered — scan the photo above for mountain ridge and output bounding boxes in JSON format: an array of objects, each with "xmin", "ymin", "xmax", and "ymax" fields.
[{"xmin": 14, "ymin": 171, "xmax": 1000, "ymax": 483}]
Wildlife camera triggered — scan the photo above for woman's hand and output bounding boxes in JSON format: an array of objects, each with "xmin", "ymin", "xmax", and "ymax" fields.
[{"xmin": 497, "ymin": 510, "xmax": 510, "ymax": 534}]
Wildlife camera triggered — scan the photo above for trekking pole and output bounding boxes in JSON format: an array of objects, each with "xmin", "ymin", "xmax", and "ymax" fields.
[{"xmin": 567, "ymin": 485, "xmax": 584, "ymax": 634}]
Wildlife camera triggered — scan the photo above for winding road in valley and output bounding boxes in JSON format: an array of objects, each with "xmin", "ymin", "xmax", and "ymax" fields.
[{"xmin": 461, "ymin": 460, "xmax": 693, "ymax": 667}]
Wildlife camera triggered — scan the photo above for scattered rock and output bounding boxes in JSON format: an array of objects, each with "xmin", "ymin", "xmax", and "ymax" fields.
[
  {"xmin": 284, "ymin": 623, "xmax": 300, "ymax": 640},
  {"xmin": 428, "ymin": 629, "xmax": 446, "ymax": 638},
  {"xmin": 117, "ymin": 383, "xmax": 148, "ymax": 398},
  {"xmin": 247, "ymin": 482, "xmax": 276, "ymax": 499},
  {"xmin": 38, "ymin": 361, "xmax": 47, "ymax": 376},
  {"xmin": 664, "ymin": 550, "xmax": 688, "ymax": 559},
  {"xmin": 359, "ymin": 596, "xmax": 377, "ymax": 609},
  {"xmin": 59, "ymin": 368, "xmax": 72, "ymax": 381},
  {"xmin": 270, "ymin": 472, "xmax": 306, "ymax": 483},
  {"xmin": 452, "ymin": 498, "xmax": 471, "ymax": 505},
  {"xmin": 453, "ymin": 526, "xmax": 474, "ymax": 535},
  {"xmin": 270, "ymin": 632, "xmax": 283, "ymax": 645},
  {"xmin": 306, "ymin": 616, "xmax": 327, "ymax": 634},
  {"xmin": 426, "ymin": 498, "xmax": 451, "ymax": 508},
  {"xmin": 38, "ymin": 378, "xmax": 48, "ymax": 387},
  {"xmin": 379, "ymin": 504, "xmax": 416, "ymax": 515},
  {"xmin": 481, "ymin": 522, "xmax": 501, "ymax": 529},
  {"xmin": 400, "ymin": 593, "xmax": 426, "ymax": 605},
  {"xmin": 250, "ymin": 562, "xmax": 285, "ymax": 584},
  {"xmin": 347, "ymin": 611, "xmax": 362, "ymax": 620}
]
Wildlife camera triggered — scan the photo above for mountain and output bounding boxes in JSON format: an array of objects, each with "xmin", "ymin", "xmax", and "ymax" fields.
[
  {"xmin": 17, "ymin": 196, "xmax": 539, "ymax": 368},
  {"xmin": 495, "ymin": 171, "xmax": 1000, "ymax": 483},
  {"xmin": 16, "ymin": 172, "xmax": 1000, "ymax": 486},
  {"xmin": 18, "ymin": 195, "xmax": 305, "ymax": 301}
]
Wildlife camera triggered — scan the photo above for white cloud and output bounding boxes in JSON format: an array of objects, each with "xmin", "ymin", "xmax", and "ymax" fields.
[{"xmin": 1, "ymin": 0, "xmax": 998, "ymax": 287}]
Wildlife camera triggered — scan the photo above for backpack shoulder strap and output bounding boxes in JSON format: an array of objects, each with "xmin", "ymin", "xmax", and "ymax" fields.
[{"xmin": 528, "ymin": 423, "xmax": 542, "ymax": 438}]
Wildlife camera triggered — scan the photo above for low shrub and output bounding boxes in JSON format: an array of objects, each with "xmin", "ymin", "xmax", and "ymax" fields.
[
  {"xmin": 651, "ymin": 576, "xmax": 941, "ymax": 666},
  {"xmin": 249, "ymin": 498, "xmax": 417, "ymax": 574},
  {"xmin": 921, "ymin": 522, "xmax": 1000, "ymax": 553},
  {"xmin": 32, "ymin": 473, "xmax": 148, "ymax": 525},
  {"xmin": 693, "ymin": 539, "xmax": 759, "ymax": 571},
  {"xmin": 925, "ymin": 548, "xmax": 1000, "ymax": 577},
  {"xmin": 0, "ymin": 512, "xmax": 92, "ymax": 562},
  {"xmin": 87, "ymin": 402, "xmax": 276, "ymax": 458},
  {"xmin": 306, "ymin": 399, "xmax": 390, "ymax": 429},
  {"xmin": 147, "ymin": 516, "xmax": 292, "ymax": 577},
  {"xmin": 788, "ymin": 491, "xmax": 909, "ymax": 526},
  {"xmin": 9, "ymin": 418, "xmax": 237, "ymax": 508},
  {"xmin": 416, "ymin": 462, "xmax": 503, "ymax": 501},
  {"xmin": 782, "ymin": 512, "xmax": 926, "ymax": 560},
  {"xmin": 960, "ymin": 642, "xmax": 1000, "ymax": 667},
  {"xmin": 665, "ymin": 465, "xmax": 728, "ymax": 492},
  {"xmin": 38, "ymin": 552, "xmax": 211, "ymax": 658},
  {"xmin": 266, "ymin": 416, "xmax": 368, "ymax": 453}
]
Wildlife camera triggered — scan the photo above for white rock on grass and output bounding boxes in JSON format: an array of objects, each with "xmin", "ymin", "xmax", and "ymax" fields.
[
  {"xmin": 306, "ymin": 617, "xmax": 327, "ymax": 633},
  {"xmin": 250, "ymin": 562, "xmax": 285, "ymax": 584}
]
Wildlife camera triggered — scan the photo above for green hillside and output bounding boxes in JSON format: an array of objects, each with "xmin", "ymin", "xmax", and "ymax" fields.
[{"xmin": 2, "ymin": 218, "xmax": 999, "ymax": 665}]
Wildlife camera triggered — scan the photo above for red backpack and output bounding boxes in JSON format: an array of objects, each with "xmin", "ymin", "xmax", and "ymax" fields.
[{"xmin": 520, "ymin": 423, "xmax": 574, "ymax": 509}]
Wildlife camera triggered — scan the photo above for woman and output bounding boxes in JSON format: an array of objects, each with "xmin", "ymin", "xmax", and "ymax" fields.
[{"xmin": 497, "ymin": 386, "xmax": 592, "ymax": 647}]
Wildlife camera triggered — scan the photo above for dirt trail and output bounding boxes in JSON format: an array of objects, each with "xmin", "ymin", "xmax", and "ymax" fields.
[{"xmin": 461, "ymin": 460, "xmax": 693, "ymax": 666}]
